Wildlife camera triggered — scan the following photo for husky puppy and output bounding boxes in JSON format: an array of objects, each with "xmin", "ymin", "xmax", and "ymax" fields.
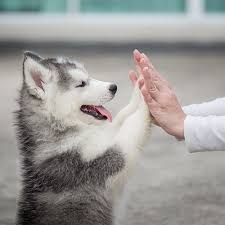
[{"xmin": 15, "ymin": 52, "xmax": 151, "ymax": 225}]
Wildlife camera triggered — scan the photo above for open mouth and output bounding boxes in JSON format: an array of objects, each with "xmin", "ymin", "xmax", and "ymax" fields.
[{"xmin": 80, "ymin": 105, "xmax": 112, "ymax": 122}]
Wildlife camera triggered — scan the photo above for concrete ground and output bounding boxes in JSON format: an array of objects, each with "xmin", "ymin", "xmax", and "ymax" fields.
[{"xmin": 1, "ymin": 46, "xmax": 225, "ymax": 225}]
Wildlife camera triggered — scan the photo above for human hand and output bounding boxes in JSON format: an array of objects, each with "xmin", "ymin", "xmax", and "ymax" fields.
[{"xmin": 129, "ymin": 49, "xmax": 186, "ymax": 140}]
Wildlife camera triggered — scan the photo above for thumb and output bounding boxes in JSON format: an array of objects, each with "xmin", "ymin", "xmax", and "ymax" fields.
[{"xmin": 129, "ymin": 70, "xmax": 138, "ymax": 86}]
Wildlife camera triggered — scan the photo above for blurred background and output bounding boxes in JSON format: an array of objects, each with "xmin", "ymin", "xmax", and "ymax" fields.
[{"xmin": 0, "ymin": 0, "xmax": 225, "ymax": 225}]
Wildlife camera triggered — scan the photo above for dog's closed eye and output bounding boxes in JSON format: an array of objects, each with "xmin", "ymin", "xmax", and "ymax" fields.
[{"xmin": 76, "ymin": 81, "xmax": 87, "ymax": 88}]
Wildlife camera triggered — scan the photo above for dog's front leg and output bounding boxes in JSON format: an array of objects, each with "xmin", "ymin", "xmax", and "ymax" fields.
[
  {"xmin": 113, "ymin": 83, "xmax": 141, "ymax": 128},
  {"xmin": 109, "ymin": 89, "xmax": 151, "ymax": 206},
  {"xmin": 113, "ymin": 89, "xmax": 151, "ymax": 166}
]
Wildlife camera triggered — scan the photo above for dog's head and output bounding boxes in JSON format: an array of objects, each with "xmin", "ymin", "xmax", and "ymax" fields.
[{"xmin": 22, "ymin": 52, "xmax": 117, "ymax": 126}]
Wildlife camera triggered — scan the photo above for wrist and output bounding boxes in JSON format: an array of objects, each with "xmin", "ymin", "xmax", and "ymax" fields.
[{"xmin": 173, "ymin": 113, "xmax": 186, "ymax": 140}]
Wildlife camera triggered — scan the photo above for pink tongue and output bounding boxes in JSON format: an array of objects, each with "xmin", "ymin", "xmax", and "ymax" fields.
[{"xmin": 95, "ymin": 106, "xmax": 112, "ymax": 122}]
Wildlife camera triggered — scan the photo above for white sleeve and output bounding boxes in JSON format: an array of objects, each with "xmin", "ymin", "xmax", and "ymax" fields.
[
  {"xmin": 184, "ymin": 115, "xmax": 225, "ymax": 153},
  {"xmin": 183, "ymin": 97, "xmax": 225, "ymax": 116}
]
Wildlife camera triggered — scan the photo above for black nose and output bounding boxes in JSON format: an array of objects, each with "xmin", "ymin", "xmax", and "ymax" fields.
[{"xmin": 109, "ymin": 84, "xmax": 117, "ymax": 95}]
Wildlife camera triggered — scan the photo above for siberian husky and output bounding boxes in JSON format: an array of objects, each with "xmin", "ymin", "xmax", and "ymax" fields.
[{"xmin": 15, "ymin": 52, "xmax": 151, "ymax": 225}]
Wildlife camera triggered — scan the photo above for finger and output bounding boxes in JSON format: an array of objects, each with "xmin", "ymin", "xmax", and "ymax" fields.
[
  {"xmin": 152, "ymin": 71, "xmax": 172, "ymax": 90},
  {"xmin": 141, "ymin": 85, "xmax": 159, "ymax": 110},
  {"xmin": 135, "ymin": 55, "xmax": 149, "ymax": 76},
  {"xmin": 141, "ymin": 53, "xmax": 150, "ymax": 64},
  {"xmin": 138, "ymin": 79, "xmax": 144, "ymax": 89},
  {"xmin": 147, "ymin": 69, "xmax": 172, "ymax": 92},
  {"xmin": 143, "ymin": 66, "xmax": 165, "ymax": 91},
  {"xmin": 142, "ymin": 67, "xmax": 154, "ymax": 91},
  {"xmin": 135, "ymin": 64, "xmax": 142, "ymax": 76},
  {"xmin": 139, "ymin": 57, "xmax": 149, "ymax": 70},
  {"xmin": 144, "ymin": 57, "xmax": 169, "ymax": 86},
  {"xmin": 141, "ymin": 53, "xmax": 163, "ymax": 81},
  {"xmin": 141, "ymin": 85, "xmax": 152, "ymax": 103},
  {"xmin": 142, "ymin": 67, "xmax": 160, "ymax": 101},
  {"xmin": 151, "ymin": 77, "xmax": 167, "ymax": 92},
  {"xmin": 141, "ymin": 53, "xmax": 172, "ymax": 90},
  {"xmin": 133, "ymin": 49, "xmax": 142, "ymax": 64},
  {"xmin": 140, "ymin": 85, "xmax": 161, "ymax": 122},
  {"xmin": 129, "ymin": 70, "xmax": 138, "ymax": 86},
  {"xmin": 141, "ymin": 53, "xmax": 153, "ymax": 69},
  {"xmin": 140, "ymin": 54, "xmax": 162, "ymax": 83},
  {"xmin": 134, "ymin": 49, "xmax": 143, "ymax": 75}
]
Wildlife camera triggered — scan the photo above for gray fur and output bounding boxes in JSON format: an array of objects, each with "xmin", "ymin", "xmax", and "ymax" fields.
[
  {"xmin": 41, "ymin": 57, "xmax": 78, "ymax": 90},
  {"xmin": 15, "ymin": 52, "xmax": 125, "ymax": 225}
]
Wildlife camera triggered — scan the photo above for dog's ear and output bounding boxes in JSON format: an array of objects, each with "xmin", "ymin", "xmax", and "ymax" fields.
[{"xmin": 23, "ymin": 51, "xmax": 51, "ymax": 99}]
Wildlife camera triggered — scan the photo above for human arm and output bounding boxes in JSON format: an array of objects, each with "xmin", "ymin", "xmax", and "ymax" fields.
[
  {"xmin": 183, "ymin": 97, "xmax": 225, "ymax": 116},
  {"xmin": 184, "ymin": 115, "xmax": 225, "ymax": 152}
]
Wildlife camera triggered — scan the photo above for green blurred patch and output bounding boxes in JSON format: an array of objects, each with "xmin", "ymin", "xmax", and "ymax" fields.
[
  {"xmin": 0, "ymin": 0, "xmax": 67, "ymax": 13},
  {"xmin": 80, "ymin": 0, "xmax": 187, "ymax": 13},
  {"xmin": 1, "ymin": 0, "xmax": 224, "ymax": 14},
  {"xmin": 205, "ymin": 0, "xmax": 225, "ymax": 13}
]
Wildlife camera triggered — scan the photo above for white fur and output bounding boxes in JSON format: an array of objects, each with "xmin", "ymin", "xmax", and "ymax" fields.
[{"xmin": 69, "ymin": 68, "xmax": 88, "ymax": 81}]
